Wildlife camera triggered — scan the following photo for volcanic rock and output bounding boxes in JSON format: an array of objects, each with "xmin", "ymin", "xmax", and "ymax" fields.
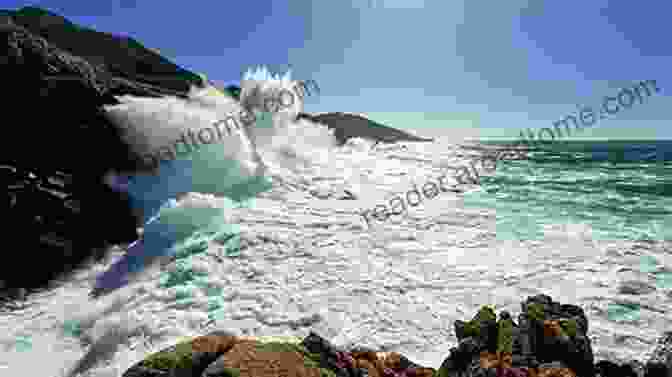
[{"xmin": 0, "ymin": 5, "xmax": 204, "ymax": 294}]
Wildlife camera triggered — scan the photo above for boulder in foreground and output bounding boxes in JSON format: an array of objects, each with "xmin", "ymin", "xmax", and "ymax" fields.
[{"xmin": 123, "ymin": 295, "xmax": 671, "ymax": 377}]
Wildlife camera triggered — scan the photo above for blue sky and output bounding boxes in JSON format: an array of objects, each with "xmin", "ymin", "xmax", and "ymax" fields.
[{"xmin": 3, "ymin": 0, "xmax": 671, "ymax": 138}]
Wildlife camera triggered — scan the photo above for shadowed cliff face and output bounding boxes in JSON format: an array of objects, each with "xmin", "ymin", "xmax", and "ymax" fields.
[
  {"xmin": 0, "ymin": 6, "xmax": 433, "ymax": 296},
  {"xmin": 0, "ymin": 6, "xmax": 204, "ymax": 295}
]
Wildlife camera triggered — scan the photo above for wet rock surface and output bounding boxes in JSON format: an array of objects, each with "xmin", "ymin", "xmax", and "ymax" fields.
[
  {"xmin": 438, "ymin": 295, "xmax": 670, "ymax": 377},
  {"xmin": 123, "ymin": 331, "xmax": 436, "ymax": 377},
  {"xmin": 122, "ymin": 298, "xmax": 671, "ymax": 377},
  {"xmin": 0, "ymin": 6, "xmax": 204, "ymax": 296}
]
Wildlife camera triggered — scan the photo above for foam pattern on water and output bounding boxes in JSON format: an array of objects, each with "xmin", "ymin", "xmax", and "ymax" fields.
[{"xmin": 93, "ymin": 82, "xmax": 281, "ymax": 295}]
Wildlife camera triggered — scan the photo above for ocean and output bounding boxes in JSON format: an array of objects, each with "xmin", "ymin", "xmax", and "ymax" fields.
[
  {"xmin": 1, "ymin": 118, "xmax": 671, "ymax": 376},
  {"xmin": 472, "ymin": 139, "xmax": 672, "ymax": 243}
]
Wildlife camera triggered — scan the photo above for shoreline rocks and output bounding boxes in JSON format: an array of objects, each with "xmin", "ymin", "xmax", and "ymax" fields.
[
  {"xmin": 121, "ymin": 295, "xmax": 670, "ymax": 377},
  {"xmin": 122, "ymin": 331, "xmax": 435, "ymax": 377},
  {"xmin": 440, "ymin": 295, "xmax": 670, "ymax": 377}
]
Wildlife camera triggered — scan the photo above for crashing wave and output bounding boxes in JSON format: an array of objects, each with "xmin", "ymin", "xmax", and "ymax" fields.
[{"xmin": 92, "ymin": 66, "xmax": 336, "ymax": 297}]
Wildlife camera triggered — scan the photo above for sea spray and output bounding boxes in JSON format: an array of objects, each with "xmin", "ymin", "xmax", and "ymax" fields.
[{"xmin": 93, "ymin": 67, "xmax": 335, "ymax": 297}]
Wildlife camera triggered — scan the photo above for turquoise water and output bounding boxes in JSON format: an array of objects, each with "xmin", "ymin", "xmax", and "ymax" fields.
[
  {"xmin": 91, "ymin": 111, "xmax": 277, "ymax": 295},
  {"xmin": 462, "ymin": 140, "xmax": 672, "ymax": 242}
]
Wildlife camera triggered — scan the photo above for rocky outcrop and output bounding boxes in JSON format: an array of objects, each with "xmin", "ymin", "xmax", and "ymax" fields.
[
  {"xmin": 440, "ymin": 295, "xmax": 594, "ymax": 377},
  {"xmin": 122, "ymin": 296, "xmax": 670, "ymax": 377},
  {"xmin": 0, "ymin": 6, "xmax": 204, "ymax": 295},
  {"xmin": 297, "ymin": 112, "xmax": 435, "ymax": 146},
  {"xmin": 222, "ymin": 84, "xmax": 434, "ymax": 146},
  {"xmin": 439, "ymin": 295, "xmax": 671, "ymax": 377},
  {"xmin": 122, "ymin": 331, "xmax": 434, "ymax": 377}
]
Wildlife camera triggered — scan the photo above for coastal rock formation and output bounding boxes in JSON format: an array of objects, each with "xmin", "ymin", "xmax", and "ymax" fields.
[
  {"xmin": 122, "ymin": 296, "xmax": 670, "ymax": 377},
  {"xmin": 223, "ymin": 85, "xmax": 435, "ymax": 146},
  {"xmin": 440, "ymin": 295, "xmax": 594, "ymax": 377},
  {"xmin": 440, "ymin": 295, "xmax": 671, "ymax": 377},
  {"xmin": 0, "ymin": 6, "xmax": 203, "ymax": 295},
  {"xmin": 0, "ymin": 6, "xmax": 435, "ymax": 296},
  {"xmin": 0, "ymin": 7, "xmax": 436, "ymax": 294},
  {"xmin": 297, "ymin": 112, "xmax": 435, "ymax": 146},
  {"xmin": 122, "ymin": 331, "xmax": 434, "ymax": 377}
]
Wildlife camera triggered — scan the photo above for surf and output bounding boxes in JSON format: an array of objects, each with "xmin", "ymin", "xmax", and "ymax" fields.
[{"xmin": 92, "ymin": 67, "xmax": 337, "ymax": 297}]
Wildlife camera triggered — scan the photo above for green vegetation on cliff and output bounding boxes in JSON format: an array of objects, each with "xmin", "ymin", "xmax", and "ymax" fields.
[
  {"xmin": 497, "ymin": 318, "xmax": 514, "ymax": 354},
  {"xmin": 140, "ymin": 339, "xmax": 195, "ymax": 370}
]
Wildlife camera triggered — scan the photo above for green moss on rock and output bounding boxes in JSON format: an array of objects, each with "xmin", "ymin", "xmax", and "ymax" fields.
[
  {"xmin": 462, "ymin": 306, "xmax": 496, "ymax": 338},
  {"xmin": 219, "ymin": 367, "xmax": 240, "ymax": 377},
  {"xmin": 497, "ymin": 318, "xmax": 514, "ymax": 354},
  {"xmin": 140, "ymin": 339, "xmax": 195, "ymax": 370},
  {"xmin": 319, "ymin": 367, "xmax": 338, "ymax": 377},
  {"xmin": 473, "ymin": 306, "xmax": 496, "ymax": 323},
  {"xmin": 559, "ymin": 318, "xmax": 577, "ymax": 338},
  {"xmin": 437, "ymin": 361, "xmax": 451, "ymax": 377},
  {"xmin": 526, "ymin": 303, "xmax": 545, "ymax": 322},
  {"xmin": 463, "ymin": 321, "xmax": 481, "ymax": 337}
]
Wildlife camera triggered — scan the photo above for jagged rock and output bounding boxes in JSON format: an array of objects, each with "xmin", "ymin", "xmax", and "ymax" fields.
[
  {"xmin": 497, "ymin": 316, "xmax": 515, "ymax": 355},
  {"xmin": 0, "ymin": 6, "xmax": 435, "ymax": 296},
  {"xmin": 522, "ymin": 295, "xmax": 594, "ymax": 377},
  {"xmin": 440, "ymin": 296, "xmax": 669, "ymax": 377},
  {"xmin": 465, "ymin": 357, "xmax": 498, "ymax": 377},
  {"xmin": 302, "ymin": 331, "xmax": 355, "ymax": 377},
  {"xmin": 121, "ymin": 366, "xmax": 169, "ymax": 377},
  {"xmin": 501, "ymin": 369, "xmax": 531, "ymax": 377},
  {"xmin": 594, "ymin": 360, "xmax": 638, "ymax": 377},
  {"xmin": 439, "ymin": 295, "xmax": 595, "ymax": 377},
  {"xmin": 123, "ymin": 308, "xmax": 669, "ymax": 377},
  {"xmin": 125, "ymin": 331, "xmax": 435, "ymax": 377},
  {"xmin": 454, "ymin": 320, "xmax": 469, "ymax": 342},
  {"xmin": 122, "ymin": 331, "xmax": 237, "ymax": 377},
  {"xmin": 0, "ymin": 6, "xmax": 205, "ymax": 293},
  {"xmin": 537, "ymin": 363, "xmax": 577, "ymax": 377},
  {"xmin": 302, "ymin": 331, "xmax": 434, "ymax": 377}
]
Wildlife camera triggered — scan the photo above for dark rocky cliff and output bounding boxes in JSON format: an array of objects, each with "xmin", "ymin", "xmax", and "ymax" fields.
[
  {"xmin": 0, "ymin": 6, "xmax": 203, "ymax": 296},
  {"xmin": 0, "ymin": 6, "xmax": 433, "ymax": 298}
]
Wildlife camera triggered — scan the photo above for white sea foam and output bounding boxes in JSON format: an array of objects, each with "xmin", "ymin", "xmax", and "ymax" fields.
[{"xmin": 1, "ymin": 72, "xmax": 669, "ymax": 377}]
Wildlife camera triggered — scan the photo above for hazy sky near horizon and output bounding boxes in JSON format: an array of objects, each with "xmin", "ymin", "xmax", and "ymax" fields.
[{"xmin": 4, "ymin": 0, "xmax": 671, "ymax": 138}]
